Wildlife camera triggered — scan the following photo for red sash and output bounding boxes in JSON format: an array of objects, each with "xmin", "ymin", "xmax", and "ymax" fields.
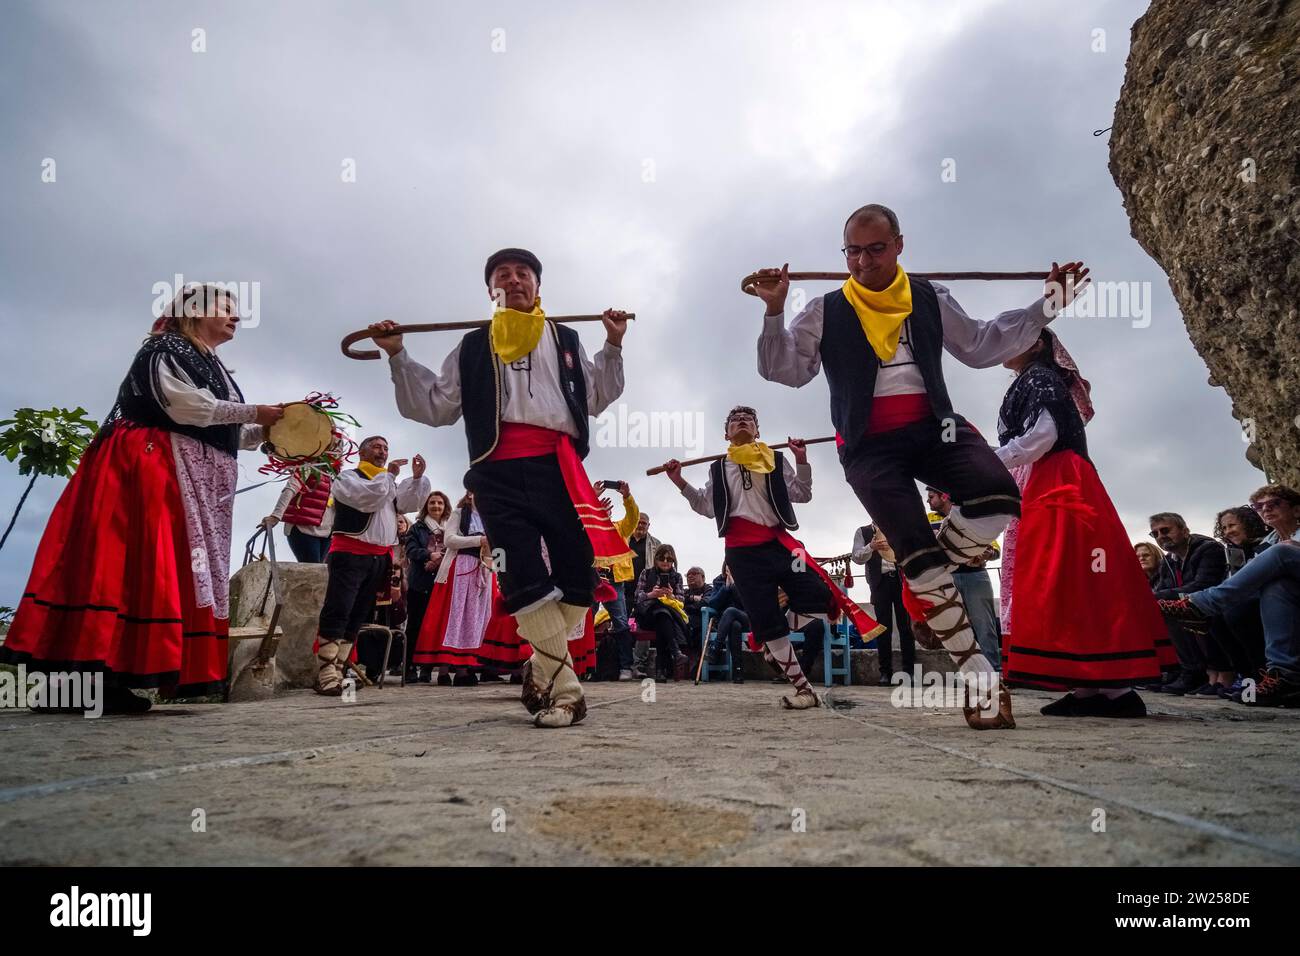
[
  {"xmin": 724, "ymin": 517, "xmax": 884, "ymax": 641},
  {"xmin": 487, "ymin": 423, "xmax": 634, "ymax": 570}
]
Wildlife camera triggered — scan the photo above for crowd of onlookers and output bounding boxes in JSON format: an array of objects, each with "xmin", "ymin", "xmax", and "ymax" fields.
[
  {"xmin": 1135, "ymin": 483, "xmax": 1300, "ymax": 708},
  {"xmin": 263, "ymin": 468, "xmax": 1300, "ymax": 707}
]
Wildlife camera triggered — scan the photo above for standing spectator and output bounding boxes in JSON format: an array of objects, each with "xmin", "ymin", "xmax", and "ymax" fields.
[
  {"xmin": 404, "ymin": 490, "xmax": 451, "ymax": 682},
  {"xmin": 412, "ymin": 491, "xmax": 493, "ymax": 686},
  {"xmin": 707, "ymin": 564, "xmax": 749, "ymax": 683},
  {"xmin": 595, "ymin": 481, "xmax": 642, "ymax": 681},
  {"xmin": 1161, "ymin": 485, "xmax": 1300, "ymax": 707},
  {"xmin": 853, "ymin": 521, "xmax": 915, "ymax": 685},
  {"xmin": 682, "ymin": 566, "xmax": 714, "ymax": 663},
  {"xmin": 634, "ymin": 544, "xmax": 689, "ymax": 681},
  {"xmin": 1149, "ymin": 512, "xmax": 1228, "ymax": 695},
  {"xmin": 625, "ymin": 512, "xmax": 661, "ymax": 678},
  {"xmin": 927, "ymin": 488, "xmax": 1001, "ymax": 669},
  {"xmin": 263, "ymin": 471, "xmax": 334, "ymax": 563}
]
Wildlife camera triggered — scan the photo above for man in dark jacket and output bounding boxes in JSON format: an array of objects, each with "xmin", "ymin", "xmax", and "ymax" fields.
[{"xmin": 1149, "ymin": 512, "xmax": 1227, "ymax": 695}]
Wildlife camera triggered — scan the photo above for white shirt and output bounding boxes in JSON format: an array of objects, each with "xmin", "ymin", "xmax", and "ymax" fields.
[
  {"xmin": 851, "ymin": 526, "xmax": 895, "ymax": 574},
  {"xmin": 757, "ymin": 283, "xmax": 1058, "ymax": 390},
  {"xmin": 679, "ymin": 457, "xmax": 812, "ymax": 526},
  {"xmin": 331, "ymin": 468, "xmax": 430, "ymax": 548},
  {"xmin": 994, "ymin": 409, "xmax": 1059, "ymax": 470},
  {"xmin": 154, "ymin": 354, "xmax": 263, "ymax": 450},
  {"xmin": 388, "ymin": 324, "xmax": 624, "ymax": 436}
]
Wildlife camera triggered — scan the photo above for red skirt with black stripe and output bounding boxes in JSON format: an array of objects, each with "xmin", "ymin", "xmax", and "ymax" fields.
[
  {"xmin": 474, "ymin": 590, "xmax": 597, "ymax": 676},
  {"xmin": 1002, "ymin": 448, "xmax": 1174, "ymax": 690},
  {"xmin": 0, "ymin": 425, "xmax": 228, "ymax": 695}
]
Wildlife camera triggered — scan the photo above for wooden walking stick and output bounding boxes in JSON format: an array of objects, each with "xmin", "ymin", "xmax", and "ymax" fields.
[
  {"xmin": 694, "ymin": 617, "xmax": 714, "ymax": 685},
  {"xmin": 740, "ymin": 270, "xmax": 1048, "ymax": 296},
  {"xmin": 646, "ymin": 436, "xmax": 836, "ymax": 476},
  {"xmin": 340, "ymin": 314, "xmax": 636, "ymax": 360}
]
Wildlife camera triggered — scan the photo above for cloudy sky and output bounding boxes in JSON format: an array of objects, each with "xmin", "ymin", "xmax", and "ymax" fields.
[{"xmin": 0, "ymin": 0, "xmax": 1265, "ymax": 607}]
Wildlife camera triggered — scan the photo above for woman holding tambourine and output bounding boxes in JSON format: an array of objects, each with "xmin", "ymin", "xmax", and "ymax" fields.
[{"xmin": 1, "ymin": 284, "xmax": 289, "ymax": 713}]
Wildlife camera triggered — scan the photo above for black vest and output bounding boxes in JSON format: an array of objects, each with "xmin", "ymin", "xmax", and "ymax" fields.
[
  {"xmin": 104, "ymin": 332, "xmax": 245, "ymax": 456},
  {"xmin": 709, "ymin": 452, "xmax": 798, "ymax": 537},
  {"xmin": 332, "ymin": 468, "xmax": 381, "ymax": 537},
  {"xmin": 819, "ymin": 277, "xmax": 953, "ymax": 460},
  {"xmin": 459, "ymin": 322, "xmax": 590, "ymax": 465}
]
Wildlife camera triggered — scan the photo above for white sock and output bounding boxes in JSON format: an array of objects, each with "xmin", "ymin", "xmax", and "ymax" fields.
[
  {"xmin": 517, "ymin": 600, "xmax": 581, "ymax": 707},
  {"xmin": 908, "ymin": 566, "xmax": 995, "ymax": 677},
  {"xmin": 764, "ymin": 636, "xmax": 810, "ymax": 692}
]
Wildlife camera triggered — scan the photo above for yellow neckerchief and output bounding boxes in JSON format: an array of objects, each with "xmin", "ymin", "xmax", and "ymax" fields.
[
  {"xmin": 726, "ymin": 441, "xmax": 775, "ymax": 474},
  {"xmin": 842, "ymin": 264, "xmax": 912, "ymax": 362},
  {"xmin": 489, "ymin": 296, "xmax": 546, "ymax": 364},
  {"xmin": 357, "ymin": 461, "xmax": 386, "ymax": 479}
]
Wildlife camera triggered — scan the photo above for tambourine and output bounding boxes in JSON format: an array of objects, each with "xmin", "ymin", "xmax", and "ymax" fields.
[{"xmin": 266, "ymin": 402, "xmax": 336, "ymax": 459}]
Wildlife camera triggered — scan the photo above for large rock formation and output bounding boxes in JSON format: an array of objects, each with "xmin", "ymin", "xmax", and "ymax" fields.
[
  {"xmin": 1109, "ymin": 0, "xmax": 1300, "ymax": 486},
  {"xmin": 228, "ymin": 560, "xmax": 329, "ymax": 700}
]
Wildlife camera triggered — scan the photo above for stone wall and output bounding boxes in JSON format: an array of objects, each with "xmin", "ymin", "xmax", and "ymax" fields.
[
  {"xmin": 1109, "ymin": 0, "xmax": 1300, "ymax": 486},
  {"xmin": 227, "ymin": 560, "xmax": 328, "ymax": 700}
]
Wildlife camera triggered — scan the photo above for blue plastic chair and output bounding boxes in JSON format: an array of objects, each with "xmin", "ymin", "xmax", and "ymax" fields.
[
  {"xmin": 698, "ymin": 607, "xmax": 737, "ymax": 682},
  {"xmin": 788, "ymin": 616, "xmax": 853, "ymax": 687}
]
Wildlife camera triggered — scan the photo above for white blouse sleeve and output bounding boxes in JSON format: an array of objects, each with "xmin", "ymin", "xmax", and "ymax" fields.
[
  {"xmin": 679, "ymin": 472, "xmax": 716, "ymax": 519},
  {"xmin": 757, "ymin": 297, "xmax": 824, "ymax": 388},
  {"xmin": 936, "ymin": 283, "xmax": 1058, "ymax": 369},
  {"xmin": 785, "ymin": 456, "xmax": 812, "ymax": 503},
  {"xmin": 581, "ymin": 340, "xmax": 624, "ymax": 417},
  {"xmin": 389, "ymin": 346, "xmax": 464, "ymax": 427},
  {"xmin": 995, "ymin": 408, "xmax": 1059, "ymax": 469},
  {"xmin": 154, "ymin": 355, "xmax": 258, "ymax": 428}
]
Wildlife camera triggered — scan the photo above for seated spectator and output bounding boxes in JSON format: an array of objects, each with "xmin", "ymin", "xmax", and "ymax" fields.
[
  {"xmin": 682, "ymin": 565, "xmax": 714, "ymax": 664},
  {"xmin": 1198, "ymin": 506, "xmax": 1270, "ymax": 698},
  {"xmin": 707, "ymin": 564, "xmax": 749, "ymax": 683},
  {"xmin": 1161, "ymin": 485, "xmax": 1300, "ymax": 707},
  {"xmin": 634, "ymin": 544, "xmax": 689, "ymax": 682},
  {"xmin": 1133, "ymin": 542, "xmax": 1163, "ymax": 589},
  {"xmin": 1149, "ymin": 511, "xmax": 1228, "ymax": 696}
]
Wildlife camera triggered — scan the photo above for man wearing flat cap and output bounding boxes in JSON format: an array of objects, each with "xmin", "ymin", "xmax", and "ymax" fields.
[{"xmin": 369, "ymin": 249, "xmax": 631, "ymax": 727}]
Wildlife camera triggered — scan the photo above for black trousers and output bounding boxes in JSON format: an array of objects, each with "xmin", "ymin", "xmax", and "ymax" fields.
[
  {"xmin": 870, "ymin": 569, "xmax": 916, "ymax": 674},
  {"xmin": 465, "ymin": 453, "xmax": 597, "ymax": 614},
  {"xmin": 841, "ymin": 417, "xmax": 1020, "ymax": 579},
  {"xmin": 404, "ymin": 586, "xmax": 434, "ymax": 669},
  {"xmin": 318, "ymin": 551, "xmax": 390, "ymax": 641},
  {"xmin": 724, "ymin": 540, "xmax": 832, "ymax": 643}
]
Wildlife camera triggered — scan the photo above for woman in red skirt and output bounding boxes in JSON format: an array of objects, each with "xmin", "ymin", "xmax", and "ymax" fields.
[
  {"xmin": 996, "ymin": 328, "xmax": 1174, "ymax": 717},
  {"xmin": 0, "ymin": 284, "xmax": 284, "ymax": 713}
]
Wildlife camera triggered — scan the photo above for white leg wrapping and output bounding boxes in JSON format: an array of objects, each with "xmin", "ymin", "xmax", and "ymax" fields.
[
  {"xmin": 517, "ymin": 600, "xmax": 586, "ymax": 728},
  {"xmin": 935, "ymin": 507, "xmax": 1010, "ymax": 568}
]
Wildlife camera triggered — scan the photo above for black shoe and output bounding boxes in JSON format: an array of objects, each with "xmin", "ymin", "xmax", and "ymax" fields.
[
  {"xmin": 1191, "ymin": 682, "xmax": 1224, "ymax": 697},
  {"xmin": 479, "ymin": 671, "xmax": 505, "ymax": 683},
  {"xmin": 1159, "ymin": 674, "xmax": 1203, "ymax": 696},
  {"xmin": 452, "ymin": 671, "xmax": 479, "ymax": 687},
  {"xmin": 404, "ymin": 667, "xmax": 421, "ymax": 683},
  {"xmin": 731, "ymin": 670, "xmax": 745, "ymax": 684},
  {"xmin": 1039, "ymin": 692, "xmax": 1079, "ymax": 717},
  {"xmin": 103, "ymin": 687, "xmax": 153, "ymax": 715},
  {"xmin": 436, "ymin": 673, "xmax": 452, "ymax": 686},
  {"xmin": 1245, "ymin": 671, "xmax": 1300, "ymax": 708},
  {"xmin": 1071, "ymin": 690, "xmax": 1147, "ymax": 718}
]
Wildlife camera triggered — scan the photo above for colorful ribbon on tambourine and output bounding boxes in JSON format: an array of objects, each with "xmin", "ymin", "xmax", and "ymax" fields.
[{"xmin": 257, "ymin": 392, "xmax": 361, "ymax": 485}]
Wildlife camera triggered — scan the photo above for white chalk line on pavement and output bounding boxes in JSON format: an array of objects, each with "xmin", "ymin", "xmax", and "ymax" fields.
[
  {"xmin": 0, "ymin": 692, "xmax": 646, "ymax": 806},
  {"xmin": 825, "ymin": 697, "xmax": 1300, "ymax": 863}
]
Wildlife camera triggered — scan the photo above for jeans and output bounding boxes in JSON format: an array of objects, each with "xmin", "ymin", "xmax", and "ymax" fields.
[
  {"xmin": 601, "ymin": 583, "xmax": 633, "ymax": 670},
  {"xmin": 286, "ymin": 526, "xmax": 330, "ymax": 563},
  {"xmin": 954, "ymin": 569, "xmax": 1000, "ymax": 669},
  {"xmin": 1190, "ymin": 544, "xmax": 1300, "ymax": 679}
]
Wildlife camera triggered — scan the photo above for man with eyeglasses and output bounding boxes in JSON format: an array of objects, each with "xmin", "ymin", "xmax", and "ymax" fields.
[
  {"xmin": 755, "ymin": 202, "xmax": 1088, "ymax": 729},
  {"xmin": 1146, "ymin": 511, "xmax": 1227, "ymax": 696},
  {"xmin": 1161, "ymin": 485, "xmax": 1300, "ymax": 707}
]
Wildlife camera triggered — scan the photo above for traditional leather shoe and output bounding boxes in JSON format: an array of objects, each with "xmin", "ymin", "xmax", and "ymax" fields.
[
  {"xmin": 962, "ymin": 682, "xmax": 1016, "ymax": 730},
  {"xmin": 780, "ymin": 688, "xmax": 821, "ymax": 710}
]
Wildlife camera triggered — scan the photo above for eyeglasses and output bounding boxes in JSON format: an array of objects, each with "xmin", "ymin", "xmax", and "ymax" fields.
[
  {"xmin": 842, "ymin": 242, "xmax": 893, "ymax": 260},
  {"xmin": 1251, "ymin": 498, "xmax": 1286, "ymax": 512},
  {"xmin": 1149, "ymin": 526, "xmax": 1178, "ymax": 539}
]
